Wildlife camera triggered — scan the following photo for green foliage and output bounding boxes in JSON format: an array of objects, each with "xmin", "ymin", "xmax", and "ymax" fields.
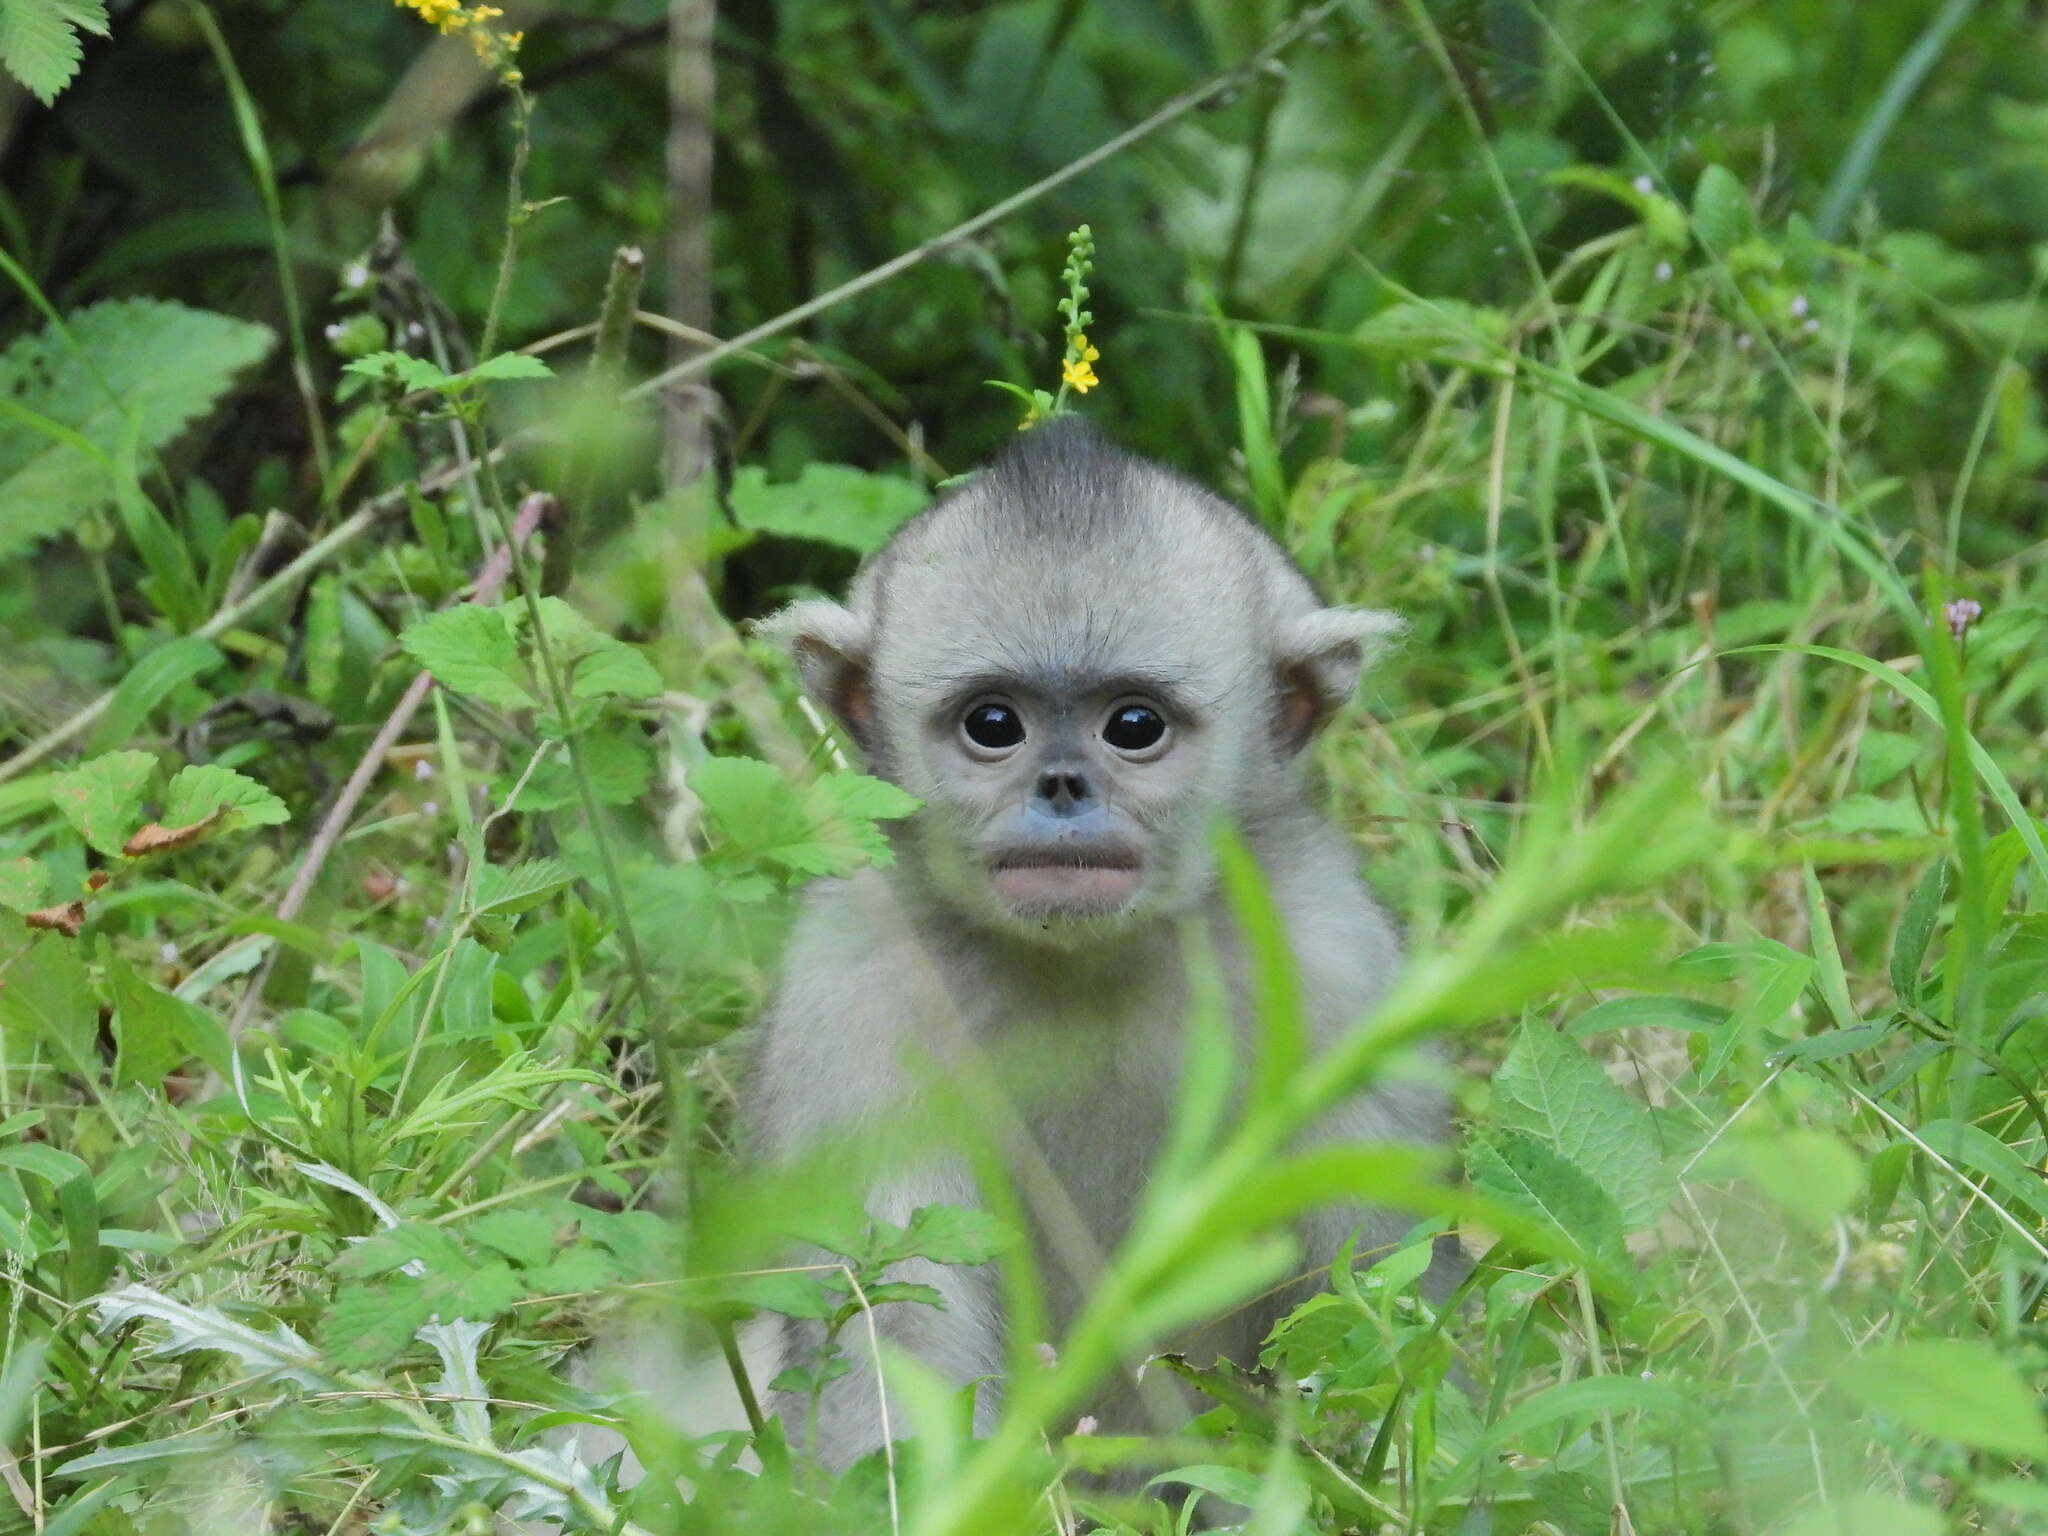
[
  {"xmin": 0, "ymin": 0, "xmax": 105, "ymax": 104},
  {"xmin": 4, "ymin": 1, "xmax": 2048, "ymax": 1532},
  {"xmin": 0, "ymin": 299, "xmax": 273, "ymax": 559}
]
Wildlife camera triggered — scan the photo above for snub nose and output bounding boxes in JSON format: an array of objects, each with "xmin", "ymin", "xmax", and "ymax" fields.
[{"xmin": 1034, "ymin": 768, "xmax": 1092, "ymax": 812}]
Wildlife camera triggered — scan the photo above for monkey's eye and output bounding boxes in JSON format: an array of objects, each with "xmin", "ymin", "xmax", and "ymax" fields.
[
  {"xmin": 1102, "ymin": 703, "xmax": 1168, "ymax": 755},
  {"xmin": 962, "ymin": 701, "xmax": 1026, "ymax": 754}
]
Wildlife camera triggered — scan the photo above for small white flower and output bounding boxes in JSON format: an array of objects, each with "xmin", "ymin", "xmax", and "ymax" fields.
[
  {"xmin": 1632, "ymin": 173, "xmax": 1655, "ymax": 195},
  {"xmin": 1073, "ymin": 1416, "xmax": 1098, "ymax": 1436},
  {"xmin": 1803, "ymin": 317, "xmax": 1821, "ymax": 335},
  {"xmin": 407, "ymin": 321, "xmax": 427, "ymax": 341},
  {"xmin": 323, "ymin": 323, "xmax": 345, "ymax": 342},
  {"xmin": 1736, "ymin": 333, "xmax": 1754, "ymax": 351},
  {"xmin": 1789, "ymin": 293, "xmax": 1809, "ymax": 318},
  {"xmin": 1655, "ymin": 261, "xmax": 1673, "ymax": 282},
  {"xmin": 413, "ymin": 758, "xmax": 436, "ymax": 781},
  {"xmin": 343, "ymin": 262, "xmax": 370, "ymax": 290},
  {"xmin": 158, "ymin": 942, "xmax": 178, "ymax": 963},
  {"xmin": 420, "ymin": 800, "xmax": 439, "ymax": 817},
  {"xmin": 1034, "ymin": 1342, "xmax": 1058, "ymax": 1368}
]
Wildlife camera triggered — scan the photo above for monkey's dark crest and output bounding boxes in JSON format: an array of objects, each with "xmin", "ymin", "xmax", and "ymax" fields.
[{"xmin": 743, "ymin": 423, "xmax": 1456, "ymax": 1475}]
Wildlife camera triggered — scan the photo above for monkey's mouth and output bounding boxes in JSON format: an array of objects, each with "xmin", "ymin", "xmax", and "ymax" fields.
[{"xmin": 986, "ymin": 847, "xmax": 1143, "ymax": 914}]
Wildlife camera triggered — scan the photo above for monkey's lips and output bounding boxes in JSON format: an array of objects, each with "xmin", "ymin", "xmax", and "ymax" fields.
[{"xmin": 987, "ymin": 849, "xmax": 1143, "ymax": 914}]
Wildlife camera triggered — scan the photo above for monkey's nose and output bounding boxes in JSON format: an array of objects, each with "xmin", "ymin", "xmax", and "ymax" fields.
[{"xmin": 1033, "ymin": 767, "xmax": 1094, "ymax": 814}]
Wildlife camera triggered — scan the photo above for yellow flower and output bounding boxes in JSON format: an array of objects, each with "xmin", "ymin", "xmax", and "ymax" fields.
[
  {"xmin": 1061, "ymin": 358, "xmax": 1098, "ymax": 393},
  {"xmin": 1071, "ymin": 332, "xmax": 1100, "ymax": 364}
]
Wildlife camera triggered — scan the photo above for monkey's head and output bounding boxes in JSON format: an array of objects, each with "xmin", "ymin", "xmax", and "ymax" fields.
[{"xmin": 760, "ymin": 420, "xmax": 1399, "ymax": 942}]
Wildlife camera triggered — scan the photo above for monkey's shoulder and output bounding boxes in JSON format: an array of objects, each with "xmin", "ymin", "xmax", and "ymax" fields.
[{"xmin": 744, "ymin": 870, "xmax": 950, "ymax": 1137}]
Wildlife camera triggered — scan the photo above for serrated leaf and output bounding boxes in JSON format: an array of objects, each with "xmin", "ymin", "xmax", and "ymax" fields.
[
  {"xmin": 93, "ymin": 1284, "xmax": 331, "ymax": 1388},
  {"xmin": 729, "ymin": 463, "xmax": 929, "ymax": 555},
  {"xmin": 887, "ymin": 1205, "xmax": 1012, "ymax": 1267},
  {"xmin": 793, "ymin": 773, "xmax": 919, "ymax": 876},
  {"xmin": 321, "ymin": 1282, "xmax": 438, "ymax": 1366},
  {"xmin": 515, "ymin": 597, "xmax": 661, "ymax": 702},
  {"xmin": 0, "ymin": 0, "xmax": 108, "ymax": 106},
  {"xmin": 0, "ymin": 856, "xmax": 50, "ymax": 913},
  {"xmin": 690, "ymin": 753, "xmax": 807, "ymax": 851},
  {"xmin": 1467, "ymin": 1130, "xmax": 1631, "ymax": 1287},
  {"xmin": 49, "ymin": 748, "xmax": 154, "ymax": 857},
  {"xmin": 473, "ymin": 858, "xmax": 575, "ymax": 917},
  {"xmin": 465, "ymin": 352, "xmax": 554, "ymax": 382},
  {"xmin": 159, "ymin": 762, "xmax": 290, "ymax": 833},
  {"xmin": 335, "ymin": 1221, "xmax": 469, "ymax": 1281},
  {"xmin": 1835, "ymin": 1339, "xmax": 2048, "ymax": 1458},
  {"xmin": 468, "ymin": 1208, "xmax": 559, "ymax": 1269},
  {"xmin": 0, "ymin": 300, "xmax": 272, "ymax": 556},
  {"xmin": 343, "ymin": 350, "xmax": 454, "ymax": 392},
  {"xmin": 1488, "ymin": 1021, "xmax": 1672, "ymax": 1228},
  {"xmin": 512, "ymin": 727, "xmax": 651, "ymax": 810},
  {"xmin": 401, "ymin": 603, "xmax": 536, "ymax": 710}
]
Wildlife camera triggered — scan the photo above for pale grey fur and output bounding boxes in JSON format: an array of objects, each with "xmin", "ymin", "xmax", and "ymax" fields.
[{"xmin": 747, "ymin": 420, "xmax": 1452, "ymax": 1470}]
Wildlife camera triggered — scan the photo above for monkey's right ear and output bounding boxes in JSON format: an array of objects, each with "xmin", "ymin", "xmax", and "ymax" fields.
[
  {"xmin": 1273, "ymin": 606, "xmax": 1404, "ymax": 751},
  {"xmin": 754, "ymin": 599, "xmax": 876, "ymax": 743}
]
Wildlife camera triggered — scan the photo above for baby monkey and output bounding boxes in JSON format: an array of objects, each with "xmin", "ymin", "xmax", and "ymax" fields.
[{"xmin": 749, "ymin": 418, "xmax": 1451, "ymax": 1468}]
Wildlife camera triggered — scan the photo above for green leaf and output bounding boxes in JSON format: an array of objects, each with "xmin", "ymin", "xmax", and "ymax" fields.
[
  {"xmin": 1466, "ymin": 1130, "xmax": 1631, "ymax": 1288},
  {"xmin": 512, "ymin": 726, "xmax": 651, "ymax": 810},
  {"xmin": 728, "ymin": 463, "xmax": 929, "ymax": 555},
  {"xmin": 517, "ymin": 597, "xmax": 662, "ymax": 702},
  {"xmin": 1890, "ymin": 860, "xmax": 1947, "ymax": 1006},
  {"xmin": 1487, "ymin": 1021, "xmax": 1672, "ymax": 1228},
  {"xmin": 1728, "ymin": 1128, "xmax": 1863, "ymax": 1232},
  {"xmin": 472, "ymin": 858, "xmax": 575, "ymax": 917},
  {"xmin": 83, "ymin": 637, "xmax": 225, "ymax": 757},
  {"xmin": 400, "ymin": 603, "xmax": 536, "ymax": 710},
  {"xmin": 342, "ymin": 350, "xmax": 454, "ymax": 392},
  {"xmin": 793, "ymin": 773, "xmax": 920, "ymax": 876},
  {"xmin": 320, "ymin": 1283, "xmax": 437, "ymax": 1367},
  {"xmin": 0, "ymin": 933, "xmax": 97, "ymax": 1073},
  {"xmin": 0, "ymin": 299, "xmax": 273, "ymax": 558},
  {"xmin": 160, "ymin": 763, "xmax": 290, "ymax": 833},
  {"xmin": 1691, "ymin": 163, "xmax": 1756, "ymax": 248},
  {"xmin": 102, "ymin": 947, "xmax": 181, "ymax": 1088},
  {"xmin": 49, "ymin": 748, "xmax": 154, "ymax": 856},
  {"xmin": 464, "ymin": 352, "xmax": 554, "ymax": 382},
  {"xmin": 1835, "ymin": 1339, "xmax": 2048, "ymax": 1458},
  {"xmin": 0, "ymin": 0, "xmax": 108, "ymax": 105},
  {"xmin": 888, "ymin": 1205, "xmax": 1012, "ymax": 1267},
  {"xmin": 93, "ymin": 1284, "xmax": 331, "ymax": 1389},
  {"xmin": 0, "ymin": 857, "xmax": 50, "ymax": 913},
  {"xmin": 468, "ymin": 1209, "xmax": 558, "ymax": 1269}
]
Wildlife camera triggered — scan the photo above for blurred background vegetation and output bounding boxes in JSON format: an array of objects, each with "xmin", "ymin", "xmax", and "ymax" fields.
[{"xmin": 1, "ymin": 1, "xmax": 2047, "ymax": 1532}]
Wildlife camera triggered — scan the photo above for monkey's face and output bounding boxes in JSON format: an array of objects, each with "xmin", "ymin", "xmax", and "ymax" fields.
[
  {"xmin": 867, "ymin": 565, "xmax": 1263, "ymax": 942},
  {"xmin": 905, "ymin": 677, "xmax": 1212, "ymax": 931}
]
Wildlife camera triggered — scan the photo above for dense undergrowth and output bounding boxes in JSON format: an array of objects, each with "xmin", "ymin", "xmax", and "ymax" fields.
[{"xmin": 1, "ymin": 1, "xmax": 2046, "ymax": 1532}]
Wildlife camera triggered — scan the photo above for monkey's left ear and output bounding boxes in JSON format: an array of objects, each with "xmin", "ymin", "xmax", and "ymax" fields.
[
  {"xmin": 754, "ymin": 599, "xmax": 876, "ymax": 746},
  {"xmin": 1274, "ymin": 607, "xmax": 1404, "ymax": 750}
]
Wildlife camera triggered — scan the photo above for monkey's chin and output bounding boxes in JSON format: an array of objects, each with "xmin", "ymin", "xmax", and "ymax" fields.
[{"xmin": 987, "ymin": 863, "xmax": 1143, "ymax": 918}]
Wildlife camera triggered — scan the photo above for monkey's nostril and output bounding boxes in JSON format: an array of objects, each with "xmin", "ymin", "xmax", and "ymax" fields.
[{"xmin": 1035, "ymin": 769, "xmax": 1092, "ymax": 808}]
